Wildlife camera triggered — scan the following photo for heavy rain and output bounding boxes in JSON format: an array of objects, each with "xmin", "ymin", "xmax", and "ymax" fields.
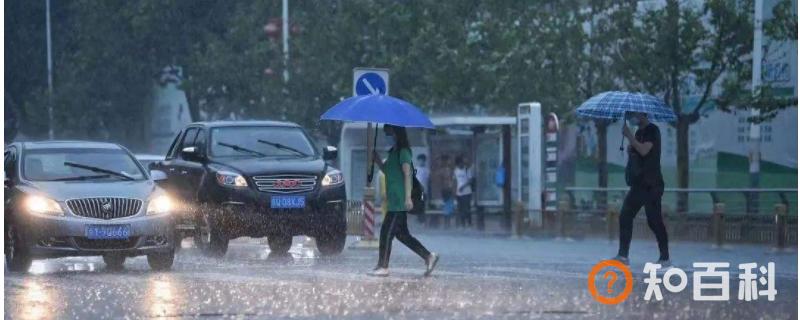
[{"xmin": 4, "ymin": 1, "xmax": 799, "ymax": 319}]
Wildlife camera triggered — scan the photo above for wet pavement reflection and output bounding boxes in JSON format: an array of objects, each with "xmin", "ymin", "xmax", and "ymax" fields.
[{"xmin": 4, "ymin": 234, "xmax": 798, "ymax": 319}]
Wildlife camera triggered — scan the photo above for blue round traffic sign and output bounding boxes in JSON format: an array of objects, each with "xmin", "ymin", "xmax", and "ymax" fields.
[{"xmin": 355, "ymin": 72, "xmax": 387, "ymax": 95}]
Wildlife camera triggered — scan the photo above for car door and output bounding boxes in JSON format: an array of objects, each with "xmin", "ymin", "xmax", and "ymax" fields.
[
  {"xmin": 180, "ymin": 128, "xmax": 207, "ymax": 201},
  {"xmin": 169, "ymin": 127, "xmax": 205, "ymax": 204},
  {"xmin": 159, "ymin": 127, "xmax": 198, "ymax": 202},
  {"xmin": 151, "ymin": 133, "xmax": 181, "ymax": 186},
  {"xmin": 4, "ymin": 146, "xmax": 19, "ymax": 215},
  {"xmin": 153, "ymin": 130, "xmax": 184, "ymax": 192}
]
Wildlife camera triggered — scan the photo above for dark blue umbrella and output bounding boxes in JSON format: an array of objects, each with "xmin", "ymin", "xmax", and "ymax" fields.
[
  {"xmin": 576, "ymin": 91, "xmax": 677, "ymax": 122},
  {"xmin": 321, "ymin": 94, "xmax": 435, "ymax": 129}
]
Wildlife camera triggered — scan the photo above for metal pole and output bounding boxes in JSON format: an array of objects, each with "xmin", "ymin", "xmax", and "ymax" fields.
[
  {"xmin": 502, "ymin": 125, "xmax": 512, "ymax": 230},
  {"xmin": 282, "ymin": 0, "xmax": 289, "ymax": 83},
  {"xmin": 748, "ymin": 0, "xmax": 764, "ymax": 214},
  {"xmin": 46, "ymin": 0, "xmax": 54, "ymax": 140},
  {"xmin": 774, "ymin": 203, "xmax": 787, "ymax": 250},
  {"xmin": 712, "ymin": 203, "xmax": 725, "ymax": 248}
]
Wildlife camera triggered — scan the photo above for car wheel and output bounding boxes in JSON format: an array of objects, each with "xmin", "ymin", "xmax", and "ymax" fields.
[
  {"xmin": 316, "ymin": 230, "xmax": 346, "ymax": 256},
  {"xmin": 195, "ymin": 213, "xmax": 229, "ymax": 258},
  {"xmin": 102, "ymin": 254, "xmax": 126, "ymax": 271},
  {"xmin": 5, "ymin": 222, "xmax": 32, "ymax": 272},
  {"xmin": 147, "ymin": 251, "xmax": 175, "ymax": 271},
  {"xmin": 268, "ymin": 234, "xmax": 292, "ymax": 254}
]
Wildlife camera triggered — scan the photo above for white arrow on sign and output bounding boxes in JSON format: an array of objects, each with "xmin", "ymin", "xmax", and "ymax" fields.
[{"xmin": 361, "ymin": 78, "xmax": 379, "ymax": 95}]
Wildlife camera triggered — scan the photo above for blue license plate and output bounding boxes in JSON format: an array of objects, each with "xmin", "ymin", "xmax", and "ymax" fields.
[
  {"xmin": 85, "ymin": 225, "xmax": 131, "ymax": 240},
  {"xmin": 270, "ymin": 196, "xmax": 306, "ymax": 209}
]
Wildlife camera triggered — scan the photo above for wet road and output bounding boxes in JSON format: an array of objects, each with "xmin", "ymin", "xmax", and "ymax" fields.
[{"xmin": 4, "ymin": 232, "xmax": 798, "ymax": 319}]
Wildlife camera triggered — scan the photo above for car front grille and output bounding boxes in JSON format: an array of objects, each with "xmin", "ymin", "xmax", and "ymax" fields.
[
  {"xmin": 66, "ymin": 197, "xmax": 142, "ymax": 220},
  {"xmin": 252, "ymin": 174, "xmax": 317, "ymax": 193}
]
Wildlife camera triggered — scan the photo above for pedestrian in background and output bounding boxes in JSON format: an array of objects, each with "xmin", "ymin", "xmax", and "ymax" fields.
[
  {"xmin": 369, "ymin": 124, "xmax": 439, "ymax": 277},
  {"xmin": 437, "ymin": 154, "xmax": 455, "ymax": 228},
  {"xmin": 454, "ymin": 155, "xmax": 473, "ymax": 228},
  {"xmin": 612, "ymin": 112, "xmax": 670, "ymax": 267}
]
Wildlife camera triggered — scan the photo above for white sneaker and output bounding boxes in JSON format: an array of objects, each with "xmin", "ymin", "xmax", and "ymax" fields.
[
  {"xmin": 424, "ymin": 253, "xmax": 440, "ymax": 276},
  {"xmin": 368, "ymin": 268, "xmax": 389, "ymax": 277}
]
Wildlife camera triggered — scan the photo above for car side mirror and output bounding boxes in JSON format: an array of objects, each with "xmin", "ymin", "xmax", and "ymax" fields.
[
  {"xmin": 150, "ymin": 170, "xmax": 167, "ymax": 181},
  {"xmin": 323, "ymin": 146, "xmax": 338, "ymax": 161},
  {"xmin": 181, "ymin": 146, "xmax": 202, "ymax": 160}
]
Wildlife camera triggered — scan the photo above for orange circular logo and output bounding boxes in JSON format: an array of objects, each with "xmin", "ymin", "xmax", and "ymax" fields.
[{"xmin": 587, "ymin": 260, "xmax": 633, "ymax": 305}]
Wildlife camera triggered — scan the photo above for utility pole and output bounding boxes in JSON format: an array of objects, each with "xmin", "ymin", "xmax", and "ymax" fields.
[
  {"xmin": 748, "ymin": 0, "xmax": 764, "ymax": 214},
  {"xmin": 46, "ymin": 0, "xmax": 54, "ymax": 139},
  {"xmin": 282, "ymin": 0, "xmax": 289, "ymax": 83}
]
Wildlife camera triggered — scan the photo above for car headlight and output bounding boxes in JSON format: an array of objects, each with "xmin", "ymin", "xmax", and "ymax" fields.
[
  {"xmin": 147, "ymin": 195, "xmax": 173, "ymax": 215},
  {"xmin": 25, "ymin": 196, "xmax": 64, "ymax": 216},
  {"xmin": 321, "ymin": 169, "xmax": 344, "ymax": 187},
  {"xmin": 216, "ymin": 171, "xmax": 248, "ymax": 188}
]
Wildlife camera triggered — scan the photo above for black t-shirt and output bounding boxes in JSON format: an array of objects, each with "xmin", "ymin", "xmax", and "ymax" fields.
[{"xmin": 630, "ymin": 123, "xmax": 663, "ymax": 189}]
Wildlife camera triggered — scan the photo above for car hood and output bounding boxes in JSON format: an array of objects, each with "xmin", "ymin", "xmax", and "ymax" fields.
[
  {"xmin": 210, "ymin": 156, "xmax": 328, "ymax": 176},
  {"xmin": 20, "ymin": 180, "xmax": 160, "ymax": 201}
]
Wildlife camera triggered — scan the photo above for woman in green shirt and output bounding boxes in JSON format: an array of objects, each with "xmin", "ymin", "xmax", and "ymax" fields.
[{"xmin": 369, "ymin": 124, "xmax": 439, "ymax": 277}]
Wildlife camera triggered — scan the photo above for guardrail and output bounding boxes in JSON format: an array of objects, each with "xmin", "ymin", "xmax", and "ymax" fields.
[
  {"xmin": 564, "ymin": 187, "xmax": 797, "ymax": 216},
  {"xmin": 515, "ymin": 187, "xmax": 799, "ymax": 247}
]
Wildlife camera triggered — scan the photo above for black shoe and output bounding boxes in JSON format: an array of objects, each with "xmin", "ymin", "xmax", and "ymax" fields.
[{"xmin": 610, "ymin": 255, "xmax": 630, "ymax": 265}]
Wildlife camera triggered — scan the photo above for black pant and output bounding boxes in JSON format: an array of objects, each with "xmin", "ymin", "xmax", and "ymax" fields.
[
  {"xmin": 618, "ymin": 186, "xmax": 670, "ymax": 260},
  {"xmin": 378, "ymin": 211, "xmax": 431, "ymax": 268},
  {"xmin": 457, "ymin": 194, "xmax": 472, "ymax": 227}
]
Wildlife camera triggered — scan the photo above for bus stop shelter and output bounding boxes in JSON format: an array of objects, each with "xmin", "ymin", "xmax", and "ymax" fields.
[{"xmin": 427, "ymin": 116, "xmax": 516, "ymax": 229}]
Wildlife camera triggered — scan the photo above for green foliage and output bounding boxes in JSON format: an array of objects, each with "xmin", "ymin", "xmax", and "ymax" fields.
[
  {"xmin": 765, "ymin": 0, "xmax": 798, "ymax": 41},
  {"xmin": 5, "ymin": 0, "xmax": 794, "ymax": 152}
]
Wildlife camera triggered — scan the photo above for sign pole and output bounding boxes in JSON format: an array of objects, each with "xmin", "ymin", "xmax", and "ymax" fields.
[{"xmin": 350, "ymin": 67, "xmax": 389, "ymax": 249}]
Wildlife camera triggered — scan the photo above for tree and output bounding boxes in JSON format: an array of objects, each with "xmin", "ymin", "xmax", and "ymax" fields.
[
  {"xmin": 765, "ymin": 0, "xmax": 797, "ymax": 41},
  {"xmin": 579, "ymin": 0, "xmax": 639, "ymax": 209},
  {"xmin": 622, "ymin": 0, "xmax": 795, "ymax": 212}
]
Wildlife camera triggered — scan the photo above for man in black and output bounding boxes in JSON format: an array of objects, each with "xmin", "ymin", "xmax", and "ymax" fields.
[{"xmin": 614, "ymin": 112, "xmax": 670, "ymax": 267}]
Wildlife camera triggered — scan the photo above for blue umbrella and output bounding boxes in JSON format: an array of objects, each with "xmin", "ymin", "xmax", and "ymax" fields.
[
  {"xmin": 321, "ymin": 94, "xmax": 435, "ymax": 129},
  {"xmin": 576, "ymin": 91, "xmax": 677, "ymax": 122},
  {"xmin": 321, "ymin": 94, "xmax": 433, "ymax": 184}
]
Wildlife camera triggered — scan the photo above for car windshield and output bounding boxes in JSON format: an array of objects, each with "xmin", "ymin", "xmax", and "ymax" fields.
[
  {"xmin": 23, "ymin": 148, "xmax": 146, "ymax": 181},
  {"xmin": 210, "ymin": 126, "xmax": 316, "ymax": 158}
]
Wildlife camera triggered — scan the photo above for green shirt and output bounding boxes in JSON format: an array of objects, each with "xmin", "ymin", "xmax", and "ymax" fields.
[{"xmin": 384, "ymin": 147, "xmax": 412, "ymax": 212}]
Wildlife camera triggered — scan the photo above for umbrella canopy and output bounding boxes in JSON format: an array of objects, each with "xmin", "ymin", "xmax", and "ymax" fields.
[
  {"xmin": 321, "ymin": 94, "xmax": 435, "ymax": 129},
  {"xmin": 576, "ymin": 91, "xmax": 677, "ymax": 122}
]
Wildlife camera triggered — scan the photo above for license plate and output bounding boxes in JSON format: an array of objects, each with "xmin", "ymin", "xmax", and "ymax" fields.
[
  {"xmin": 270, "ymin": 196, "xmax": 306, "ymax": 209},
  {"xmin": 85, "ymin": 225, "xmax": 131, "ymax": 240}
]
